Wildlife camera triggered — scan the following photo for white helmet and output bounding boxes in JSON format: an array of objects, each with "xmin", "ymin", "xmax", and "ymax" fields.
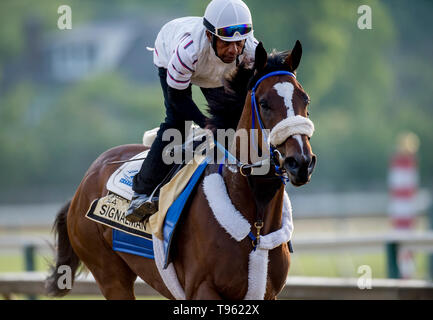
[{"xmin": 203, "ymin": 0, "xmax": 253, "ymax": 42}]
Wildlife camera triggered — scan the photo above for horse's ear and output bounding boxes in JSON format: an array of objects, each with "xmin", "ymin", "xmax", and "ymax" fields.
[
  {"xmin": 254, "ymin": 42, "xmax": 267, "ymax": 72},
  {"xmin": 285, "ymin": 40, "xmax": 302, "ymax": 72}
]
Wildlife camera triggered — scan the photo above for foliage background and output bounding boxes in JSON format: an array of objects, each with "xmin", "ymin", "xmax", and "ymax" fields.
[{"xmin": 0, "ymin": 0, "xmax": 432, "ymax": 203}]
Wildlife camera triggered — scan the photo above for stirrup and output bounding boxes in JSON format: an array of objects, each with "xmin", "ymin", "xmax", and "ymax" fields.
[
  {"xmin": 126, "ymin": 162, "xmax": 182, "ymax": 223},
  {"xmin": 140, "ymin": 197, "xmax": 159, "ymax": 215},
  {"xmin": 126, "ymin": 193, "xmax": 159, "ymax": 223}
]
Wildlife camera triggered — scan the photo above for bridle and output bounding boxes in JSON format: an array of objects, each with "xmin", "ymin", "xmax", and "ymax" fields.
[
  {"xmin": 216, "ymin": 70, "xmax": 315, "ymax": 184},
  {"xmin": 214, "ymin": 69, "xmax": 315, "ymax": 250},
  {"xmin": 251, "ymin": 70, "xmax": 297, "ymax": 183}
]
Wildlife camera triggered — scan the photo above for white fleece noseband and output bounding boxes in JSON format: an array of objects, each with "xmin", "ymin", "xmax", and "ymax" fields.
[
  {"xmin": 267, "ymin": 80, "xmax": 315, "ymax": 147},
  {"xmin": 269, "ymin": 115, "xmax": 315, "ymax": 146}
]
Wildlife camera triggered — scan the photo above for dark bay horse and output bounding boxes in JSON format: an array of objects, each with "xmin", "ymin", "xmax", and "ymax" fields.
[{"xmin": 46, "ymin": 41, "xmax": 316, "ymax": 299}]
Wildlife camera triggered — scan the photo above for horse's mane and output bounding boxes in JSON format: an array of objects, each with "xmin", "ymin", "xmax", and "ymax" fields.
[{"xmin": 205, "ymin": 49, "xmax": 292, "ymax": 131}]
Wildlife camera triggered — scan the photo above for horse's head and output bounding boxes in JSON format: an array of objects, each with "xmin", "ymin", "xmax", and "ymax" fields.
[{"xmin": 251, "ymin": 41, "xmax": 316, "ymax": 187}]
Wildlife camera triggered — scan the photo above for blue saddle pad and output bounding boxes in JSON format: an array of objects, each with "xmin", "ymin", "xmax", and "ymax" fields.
[
  {"xmin": 112, "ymin": 228, "xmax": 154, "ymax": 259},
  {"xmin": 112, "ymin": 159, "xmax": 208, "ymax": 262}
]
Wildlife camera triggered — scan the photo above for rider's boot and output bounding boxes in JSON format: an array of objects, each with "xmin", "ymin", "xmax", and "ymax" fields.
[{"xmin": 125, "ymin": 192, "xmax": 159, "ymax": 223}]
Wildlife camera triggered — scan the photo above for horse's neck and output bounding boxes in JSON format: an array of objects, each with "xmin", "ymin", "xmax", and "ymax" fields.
[{"xmin": 222, "ymin": 95, "xmax": 285, "ymax": 235}]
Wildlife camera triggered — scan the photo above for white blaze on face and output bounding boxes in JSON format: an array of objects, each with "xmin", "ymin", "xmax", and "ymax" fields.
[
  {"xmin": 273, "ymin": 82, "xmax": 295, "ymax": 117},
  {"xmin": 273, "ymin": 82, "xmax": 305, "ymax": 156}
]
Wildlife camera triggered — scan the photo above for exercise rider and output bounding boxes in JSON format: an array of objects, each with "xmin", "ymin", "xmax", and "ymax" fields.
[{"xmin": 126, "ymin": 0, "xmax": 258, "ymax": 222}]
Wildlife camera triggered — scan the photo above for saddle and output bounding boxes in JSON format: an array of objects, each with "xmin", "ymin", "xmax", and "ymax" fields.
[
  {"xmin": 85, "ymin": 126, "xmax": 212, "ymax": 261},
  {"xmin": 105, "ymin": 124, "xmax": 210, "ymax": 200}
]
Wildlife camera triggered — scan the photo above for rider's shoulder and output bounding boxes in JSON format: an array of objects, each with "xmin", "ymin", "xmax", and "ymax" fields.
[
  {"xmin": 158, "ymin": 17, "xmax": 205, "ymax": 49},
  {"xmin": 161, "ymin": 16, "xmax": 203, "ymax": 30}
]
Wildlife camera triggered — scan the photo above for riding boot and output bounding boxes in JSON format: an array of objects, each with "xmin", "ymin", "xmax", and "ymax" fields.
[
  {"xmin": 126, "ymin": 192, "xmax": 159, "ymax": 223},
  {"xmin": 126, "ymin": 122, "xmax": 180, "ymax": 222}
]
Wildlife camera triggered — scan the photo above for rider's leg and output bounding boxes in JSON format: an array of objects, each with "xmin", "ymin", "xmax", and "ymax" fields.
[
  {"xmin": 126, "ymin": 68, "xmax": 186, "ymax": 222},
  {"xmin": 132, "ymin": 122, "xmax": 180, "ymax": 195}
]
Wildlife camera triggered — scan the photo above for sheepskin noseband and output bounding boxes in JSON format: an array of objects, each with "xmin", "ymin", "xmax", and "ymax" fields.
[
  {"xmin": 269, "ymin": 115, "xmax": 315, "ymax": 146},
  {"xmin": 251, "ymin": 71, "xmax": 315, "ymax": 147}
]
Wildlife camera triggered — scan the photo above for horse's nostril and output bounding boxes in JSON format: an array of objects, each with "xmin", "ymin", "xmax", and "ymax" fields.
[
  {"xmin": 309, "ymin": 155, "xmax": 317, "ymax": 169},
  {"xmin": 286, "ymin": 157, "xmax": 299, "ymax": 170}
]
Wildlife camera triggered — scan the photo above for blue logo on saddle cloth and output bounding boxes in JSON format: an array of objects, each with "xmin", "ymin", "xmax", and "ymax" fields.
[
  {"xmin": 119, "ymin": 169, "xmax": 138, "ymax": 187},
  {"xmin": 112, "ymin": 160, "xmax": 209, "ymax": 262}
]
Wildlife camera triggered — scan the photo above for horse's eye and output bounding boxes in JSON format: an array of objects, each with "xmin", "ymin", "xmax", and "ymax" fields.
[{"xmin": 260, "ymin": 101, "xmax": 269, "ymax": 109}]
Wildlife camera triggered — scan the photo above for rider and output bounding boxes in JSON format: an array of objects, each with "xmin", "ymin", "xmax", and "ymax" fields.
[{"xmin": 126, "ymin": 0, "xmax": 258, "ymax": 222}]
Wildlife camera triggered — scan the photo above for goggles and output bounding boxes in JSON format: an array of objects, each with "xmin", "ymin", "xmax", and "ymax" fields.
[
  {"xmin": 216, "ymin": 23, "xmax": 252, "ymax": 38},
  {"xmin": 204, "ymin": 18, "xmax": 252, "ymax": 39}
]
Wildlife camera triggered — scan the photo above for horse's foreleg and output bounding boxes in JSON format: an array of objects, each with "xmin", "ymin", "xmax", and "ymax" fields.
[{"xmin": 189, "ymin": 281, "xmax": 222, "ymax": 300}]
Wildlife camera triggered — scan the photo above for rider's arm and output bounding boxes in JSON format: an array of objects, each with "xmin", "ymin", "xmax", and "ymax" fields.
[
  {"xmin": 165, "ymin": 35, "xmax": 208, "ymax": 128},
  {"xmin": 166, "ymin": 35, "xmax": 197, "ymax": 90},
  {"xmin": 167, "ymin": 86, "xmax": 208, "ymax": 128}
]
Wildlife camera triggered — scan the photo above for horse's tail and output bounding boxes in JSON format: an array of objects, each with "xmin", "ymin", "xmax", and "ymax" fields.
[{"xmin": 45, "ymin": 200, "xmax": 82, "ymax": 297}]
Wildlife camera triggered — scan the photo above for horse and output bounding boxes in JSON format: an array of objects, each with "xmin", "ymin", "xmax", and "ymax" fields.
[{"xmin": 45, "ymin": 40, "xmax": 316, "ymax": 300}]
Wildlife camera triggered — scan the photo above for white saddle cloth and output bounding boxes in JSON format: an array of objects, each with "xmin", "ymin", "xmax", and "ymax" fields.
[
  {"xmin": 107, "ymin": 124, "xmax": 206, "ymax": 200},
  {"xmin": 106, "ymin": 150, "xmax": 149, "ymax": 200}
]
